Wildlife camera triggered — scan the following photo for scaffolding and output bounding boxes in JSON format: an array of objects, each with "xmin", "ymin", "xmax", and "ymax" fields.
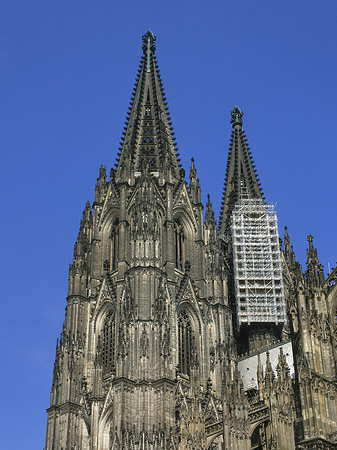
[{"xmin": 231, "ymin": 197, "xmax": 286, "ymax": 328}]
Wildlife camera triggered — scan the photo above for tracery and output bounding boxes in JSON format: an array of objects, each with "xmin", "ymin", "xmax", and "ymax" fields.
[
  {"xmin": 102, "ymin": 311, "xmax": 116, "ymax": 374},
  {"xmin": 178, "ymin": 310, "xmax": 194, "ymax": 376}
]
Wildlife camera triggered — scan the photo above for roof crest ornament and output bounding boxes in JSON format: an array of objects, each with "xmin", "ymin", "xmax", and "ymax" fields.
[
  {"xmin": 142, "ymin": 30, "xmax": 156, "ymax": 73},
  {"xmin": 230, "ymin": 106, "xmax": 243, "ymax": 128}
]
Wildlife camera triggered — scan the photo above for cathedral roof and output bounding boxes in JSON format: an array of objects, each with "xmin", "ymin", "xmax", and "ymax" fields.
[
  {"xmin": 115, "ymin": 31, "xmax": 181, "ymax": 183},
  {"xmin": 219, "ymin": 107, "xmax": 264, "ymax": 233}
]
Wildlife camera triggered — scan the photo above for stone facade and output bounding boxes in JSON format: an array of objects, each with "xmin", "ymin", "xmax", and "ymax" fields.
[{"xmin": 45, "ymin": 31, "xmax": 337, "ymax": 450}]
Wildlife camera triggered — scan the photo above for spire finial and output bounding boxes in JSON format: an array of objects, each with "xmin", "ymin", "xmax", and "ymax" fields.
[
  {"xmin": 230, "ymin": 106, "xmax": 243, "ymax": 128},
  {"xmin": 142, "ymin": 30, "xmax": 156, "ymax": 72},
  {"xmin": 307, "ymin": 234, "xmax": 314, "ymax": 244}
]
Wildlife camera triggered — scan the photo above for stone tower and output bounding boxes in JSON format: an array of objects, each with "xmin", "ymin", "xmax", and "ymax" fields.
[{"xmin": 46, "ymin": 32, "xmax": 337, "ymax": 450}]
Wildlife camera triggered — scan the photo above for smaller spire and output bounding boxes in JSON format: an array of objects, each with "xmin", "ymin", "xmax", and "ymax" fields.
[
  {"xmin": 95, "ymin": 165, "xmax": 107, "ymax": 203},
  {"xmin": 265, "ymin": 352, "xmax": 273, "ymax": 373},
  {"xmin": 189, "ymin": 157, "xmax": 201, "ymax": 203},
  {"xmin": 284, "ymin": 226, "xmax": 296, "ymax": 268},
  {"xmin": 230, "ymin": 106, "xmax": 243, "ymax": 129},
  {"xmin": 80, "ymin": 201, "xmax": 92, "ymax": 228},
  {"xmin": 306, "ymin": 235, "xmax": 324, "ymax": 287},
  {"xmin": 257, "ymin": 353, "xmax": 264, "ymax": 398},
  {"xmin": 257, "ymin": 353, "xmax": 263, "ymax": 378},
  {"xmin": 205, "ymin": 194, "xmax": 215, "ymax": 224},
  {"xmin": 265, "ymin": 352, "xmax": 274, "ymax": 388},
  {"xmin": 306, "ymin": 234, "xmax": 318, "ymax": 267},
  {"xmin": 190, "ymin": 157, "xmax": 197, "ymax": 179},
  {"xmin": 307, "ymin": 234, "xmax": 314, "ymax": 248}
]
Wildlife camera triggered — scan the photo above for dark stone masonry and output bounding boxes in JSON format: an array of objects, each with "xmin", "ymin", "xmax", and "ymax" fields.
[{"xmin": 45, "ymin": 31, "xmax": 337, "ymax": 450}]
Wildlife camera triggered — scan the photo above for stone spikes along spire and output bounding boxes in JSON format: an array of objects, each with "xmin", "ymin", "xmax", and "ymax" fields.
[
  {"xmin": 115, "ymin": 31, "xmax": 181, "ymax": 183},
  {"xmin": 219, "ymin": 106, "xmax": 264, "ymax": 233}
]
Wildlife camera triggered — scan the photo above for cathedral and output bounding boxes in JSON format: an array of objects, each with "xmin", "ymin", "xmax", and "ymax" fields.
[{"xmin": 45, "ymin": 31, "xmax": 337, "ymax": 450}]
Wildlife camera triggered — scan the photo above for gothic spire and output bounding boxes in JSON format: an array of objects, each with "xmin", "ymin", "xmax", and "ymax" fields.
[
  {"xmin": 189, "ymin": 157, "xmax": 201, "ymax": 203},
  {"xmin": 115, "ymin": 31, "xmax": 181, "ymax": 183},
  {"xmin": 205, "ymin": 194, "xmax": 215, "ymax": 225},
  {"xmin": 284, "ymin": 226, "xmax": 296, "ymax": 268},
  {"xmin": 219, "ymin": 107, "xmax": 264, "ymax": 233},
  {"xmin": 305, "ymin": 234, "xmax": 325, "ymax": 287}
]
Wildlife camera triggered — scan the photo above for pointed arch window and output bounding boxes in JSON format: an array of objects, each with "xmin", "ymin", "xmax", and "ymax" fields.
[
  {"xmin": 101, "ymin": 311, "xmax": 116, "ymax": 374},
  {"xmin": 174, "ymin": 219, "xmax": 185, "ymax": 271},
  {"xmin": 178, "ymin": 310, "xmax": 194, "ymax": 376},
  {"xmin": 110, "ymin": 221, "xmax": 119, "ymax": 271}
]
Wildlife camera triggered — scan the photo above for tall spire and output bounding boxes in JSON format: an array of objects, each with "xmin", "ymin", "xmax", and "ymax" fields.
[
  {"xmin": 219, "ymin": 107, "xmax": 264, "ymax": 233},
  {"xmin": 115, "ymin": 31, "xmax": 181, "ymax": 182}
]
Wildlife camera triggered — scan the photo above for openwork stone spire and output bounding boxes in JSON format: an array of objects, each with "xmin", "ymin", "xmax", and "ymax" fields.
[
  {"xmin": 219, "ymin": 107, "xmax": 264, "ymax": 233},
  {"xmin": 115, "ymin": 30, "xmax": 181, "ymax": 183}
]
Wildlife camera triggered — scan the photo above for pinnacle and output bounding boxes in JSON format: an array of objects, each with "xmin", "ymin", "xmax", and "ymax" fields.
[
  {"xmin": 230, "ymin": 106, "xmax": 243, "ymax": 129},
  {"xmin": 307, "ymin": 234, "xmax": 314, "ymax": 244},
  {"xmin": 142, "ymin": 30, "xmax": 156, "ymax": 57},
  {"xmin": 306, "ymin": 234, "xmax": 316, "ymax": 259},
  {"xmin": 190, "ymin": 157, "xmax": 197, "ymax": 179},
  {"xmin": 205, "ymin": 194, "xmax": 215, "ymax": 223}
]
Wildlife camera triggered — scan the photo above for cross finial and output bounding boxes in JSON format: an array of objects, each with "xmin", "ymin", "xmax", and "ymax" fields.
[{"xmin": 230, "ymin": 106, "xmax": 243, "ymax": 128}]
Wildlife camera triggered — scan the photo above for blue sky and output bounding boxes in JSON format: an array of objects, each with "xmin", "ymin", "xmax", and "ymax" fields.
[{"xmin": 1, "ymin": 1, "xmax": 337, "ymax": 448}]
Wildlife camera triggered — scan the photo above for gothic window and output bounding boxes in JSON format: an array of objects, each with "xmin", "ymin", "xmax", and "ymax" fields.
[
  {"xmin": 102, "ymin": 311, "xmax": 116, "ymax": 374},
  {"xmin": 110, "ymin": 221, "xmax": 119, "ymax": 271},
  {"xmin": 178, "ymin": 310, "xmax": 194, "ymax": 376},
  {"xmin": 174, "ymin": 220, "xmax": 185, "ymax": 271}
]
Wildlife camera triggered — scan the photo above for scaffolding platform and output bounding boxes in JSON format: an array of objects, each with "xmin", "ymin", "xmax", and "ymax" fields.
[{"xmin": 231, "ymin": 198, "xmax": 286, "ymax": 328}]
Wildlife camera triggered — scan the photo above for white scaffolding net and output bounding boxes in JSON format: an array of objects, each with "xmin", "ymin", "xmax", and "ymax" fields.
[{"xmin": 231, "ymin": 198, "xmax": 286, "ymax": 328}]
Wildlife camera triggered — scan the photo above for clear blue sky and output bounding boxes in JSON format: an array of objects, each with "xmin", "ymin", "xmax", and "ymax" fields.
[{"xmin": 1, "ymin": 1, "xmax": 337, "ymax": 448}]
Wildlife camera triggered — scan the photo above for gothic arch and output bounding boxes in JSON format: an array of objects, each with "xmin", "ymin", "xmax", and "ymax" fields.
[
  {"xmin": 100, "ymin": 310, "xmax": 117, "ymax": 374},
  {"xmin": 173, "ymin": 193, "xmax": 198, "ymax": 233},
  {"xmin": 97, "ymin": 404, "xmax": 115, "ymax": 450},
  {"xmin": 250, "ymin": 420, "xmax": 269, "ymax": 450},
  {"xmin": 177, "ymin": 310, "xmax": 194, "ymax": 376},
  {"xmin": 92, "ymin": 299, "xmax": 116, "ymax": 333},
  {"xmin": 173, "ymin": 212, "xmax": 195, "ymax": 272},
  {"xmin": 207, "ymin": 433, "xmax": 223, "ymax": 449},
  {"xmin": 101, "ymin": 211, "xmax": 120, "ymax": 271},
  {"xmin": 176, "ymin": 305, "xmax": 202, "ymax": 377},
  {"xmin": 177, "ymin": 301, "xmax": 202, "ymax": 334},
  {"xmin": 91, "ymin": 300, "xmax": 116, "ymax": 369}
]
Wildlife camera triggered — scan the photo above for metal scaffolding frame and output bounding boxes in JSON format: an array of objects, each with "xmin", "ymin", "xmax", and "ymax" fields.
[{"xmin": 231, "ymin": 197, "xmax": 286, "ymax": 328}]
